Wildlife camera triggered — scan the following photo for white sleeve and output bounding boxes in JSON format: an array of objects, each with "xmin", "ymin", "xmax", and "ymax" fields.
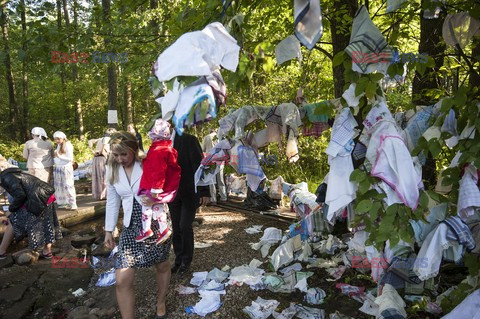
[
  {"xmin": 105, "ymin": 170, "xmax": 121, "ymax": 232},
  {"xmin": 57, "ymin": 142, "xmax": 74, "ymax": 162}
]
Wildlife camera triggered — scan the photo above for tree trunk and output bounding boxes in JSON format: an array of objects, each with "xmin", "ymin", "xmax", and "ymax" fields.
[
  {"xmin": 412, "ymin": 2, "xmax": 446, "ymax": 105},
  {"xmin": 20, "ymin": 0, "xmax": 29, "ymax": 140},
  {"xmin": 56, "ymin": 0, "xmax": 68, "ymax": 124},
  {"xmin": 330, "ymin": 0, "xmax": 358, "ymax": 98},
  {"xmin": 412, "ymin": 2, "xmax": 446, "ymax": 188},
  {"xmin": 470, "ymin": 37, "xmax": 480, "ymax": 88},
  {"xmin": 1, "ymin": 3, "xmax": 19, "ymax": 139},
  {"xmin": 150, "ymin": 0, "xmax": 159, "ymax": 34},
  {"xmin": 102, "ymin": 0, "xmax": 118, "ymax": 129},
  {"xmin": 124, "ymin": 81, "xmax": 133, "ymax": 129},
  {"xmin": 62, "ymin": 0, "xmax": 84, "ymax": 139}
]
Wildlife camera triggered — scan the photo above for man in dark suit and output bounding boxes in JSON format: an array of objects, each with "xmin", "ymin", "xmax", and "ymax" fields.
[{"xmin": 169, "ymin": 131, "xmax": 211, "ymax": 274}]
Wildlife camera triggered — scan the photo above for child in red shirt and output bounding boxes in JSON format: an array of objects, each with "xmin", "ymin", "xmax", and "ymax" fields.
[{"xmin": 136, "ymin": 119, "xmax": 181, "ymax": 244}]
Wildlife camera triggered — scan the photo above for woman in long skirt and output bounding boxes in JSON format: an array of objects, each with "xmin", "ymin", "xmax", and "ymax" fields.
[
  {"xmin": 53, "ymin": 131, "xmax": 77, "ymax": 210},
  {"xmin": 91, "ymin": 128, "xmax": 116, "ymax": 200}
]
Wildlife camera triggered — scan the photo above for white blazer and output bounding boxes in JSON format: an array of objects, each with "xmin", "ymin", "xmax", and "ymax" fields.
[{"xmin": 105, "ymin": 161, "xmax": 143, "ymax": 232}]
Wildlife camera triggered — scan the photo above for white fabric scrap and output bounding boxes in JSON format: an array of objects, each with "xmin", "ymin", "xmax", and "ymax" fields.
[
  {"xmin": 294, "ymin": 277, "xmax": 309, "ymax": 292},
  {"xmin": 246, "ymin": 225, "xmax": 264, "ymax": 234},
  {"xmin": 271, "ymin": 235, "xmax": 302, "ymax": 271},
  {"xmin": 72, "ymin": 288, "xmax": 86, "ymax": 297},
  {"xmin": 374, "ymin": 284, "xmax": 406, "ymax": 318},
  {"xmin": 176, "ymin": 285, "xmax": 197, "ymax": 295},
  {"xmin": 206, "ymin": 268, "xmax": 230, "ymax": 283},
  {"xmin": 441, "ymin": 289, "xmax": 480, "ymax": 319},
  {"xmin": 187, "ymin": 290, "xmax": 222, "ymax": 317},
  {"xmin": 249, "ymin": 258, "xmax": 263, "ymax": 269},
  {"xmin": 295, "ymin": 304, "xmax": 326, "ymax": 319},
  {"xmin": 190, "ymin": 271, "xmax": 208, "ymax": 286},
  {"xmin": 154, "ymin": 22, "xmax": 240, "ymax": 81},
  {"xmin": 243, "ymin": 297, "xmax": 280, "ymax": 319},
  {"xmin": 228, "ymin": 265, "xmax": 265, "ymax": 287},
  {"xmin": 280, "ymin": 262, "xmax": 302, "ymax": 275},
  {"xmin": 359, "ymin": 293, "xmax": 380, "ymax": 316},
  {"xmin": 457, "ymin": 164, "xmax": 480, "ymax": 221},
  {"xmin": 276, "ymin": 35, "xmax": 302, "ymax": 65},
  {"xmin": 413, "ymin": 223, "xmax": 449, "ymax": 281},
  {"xmin": 272, "ymin": 303, "xmax": 297, "ymax": 319}
]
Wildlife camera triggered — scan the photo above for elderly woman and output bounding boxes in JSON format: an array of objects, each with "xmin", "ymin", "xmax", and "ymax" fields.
[
  {"xmin": 22, "ymin": 127, "xmax": 54, "ymax": 183},
  {"xmin": 0, "ymin": 161, "xmax": 61, "ymax": 260},
  {"xmin": 53, "ymin": 131, "xmax": 77, "ymax": 210},
  {"xmin": 90, "ymin": 128, "xmax": 116, "ymax": 200},
  {"xmin": 104, "ymin": 131, "xmax": 170, "ymax": 319}
]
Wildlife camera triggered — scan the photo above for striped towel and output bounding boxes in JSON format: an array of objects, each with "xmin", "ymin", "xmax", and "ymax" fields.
[
  {"xmin": 442, "ymin": 216, "xmax": 476, "ymax": 251},
  {"xmin": 345, "ymin": 6, "xmax": 393, "ymax": 73},
  {"xmin": 294, "ymin": 0, "xmax": 323, "ymax": 50}
]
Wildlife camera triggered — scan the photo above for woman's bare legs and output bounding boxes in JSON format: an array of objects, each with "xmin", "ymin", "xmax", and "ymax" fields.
[
  {"xmin": 116, "ymin": 268, "xmax": 136, "ymax": 319},
  {"xmin": 155, "ymin": 260, "xmax": 171, "ymax": 316}
]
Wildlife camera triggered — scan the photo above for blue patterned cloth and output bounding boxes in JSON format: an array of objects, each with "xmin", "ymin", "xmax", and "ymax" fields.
[
  {"xmin": 442, "ymin": 216, "xmax": 476, "ymax": 251},
  {"xmin": 403, "ymin": 105, "xmax": 436, "ymax": 150},
  {"xmin": 237, "ymin": 145, "xmax": 264, "ymax": 177}
]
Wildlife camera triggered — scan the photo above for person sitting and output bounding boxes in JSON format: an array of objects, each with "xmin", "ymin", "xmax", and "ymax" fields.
[{"xmin": 0, "ymin": 161, "xmax": 62, "ymax": 260}]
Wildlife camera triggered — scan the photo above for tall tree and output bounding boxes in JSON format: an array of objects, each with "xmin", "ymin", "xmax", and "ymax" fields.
[
  {"xmin": 329, "ymin": 0, "xmax": 358, "ymax": 98},
  {"xmin": 102, "ymin": 0, "xmax": 117, "ymax": 129},
  {"xmin": 412, "ymin": 1, "xmax": 446, "ymax": 105},
  {"xmin": 19, "ymin": 0, "xmax": 29, "ymax": 140},
  {"xmin": 1, "ymin": 2, "xmax": 19, "ymax": 138},
  {"xmin": 123, "ymin": 81, "xmax": 133, "ymax": 129},
  {"xmin": 62, "ymin": 0, "xmax": 84, "ymax": 139}
]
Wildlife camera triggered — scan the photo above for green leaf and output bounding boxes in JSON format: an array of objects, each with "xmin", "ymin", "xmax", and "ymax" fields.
[
  {"xmin": 350, "ymin": 169, "xmax": 366, "ymax": 182},
  {"xmin": 365, "ymin": 81, "xmax": 376, "ymax": 100},
  {"xmin": 356, "ymin": 200, "xmax": 373, "ymax": 213},
  {"xmin": 419, "ymin": 191, "xmax": 429, "ymax": 209},
  {"xmin": 440, "ymin": 98, "xmax": 454, "ymax": 113},
  {"xmin": 355, "ymin": 77, "xmax": 368, "ymax": 96},
  {"xmin": 369, "ymin": 73, "xmax": 384, "ymax": 82},
  {"xmin": 358, "ymin": 179, "xmax": 371, "ymax": 194},
  {"xmin": 332, "ymin": 51, "xmax": 346, "ymax": 67}
]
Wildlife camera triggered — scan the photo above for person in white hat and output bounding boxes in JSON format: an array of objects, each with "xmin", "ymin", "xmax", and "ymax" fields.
[
  {"xmin": 53, "ymin": 131, "xmax": 77, "ymax": 210},
  {"xmin": 22, "ymin": 127, "xmax": 54, "ymax": 183}
]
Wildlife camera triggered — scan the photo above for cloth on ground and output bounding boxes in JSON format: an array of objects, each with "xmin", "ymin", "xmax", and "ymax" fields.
[
  {"xmin": 243, "ymin": 297, "xmax": 280, "ymax": 319},
  {"xmin": 375, "ymin": 284, "xmax": 406, "ymax": 319}
]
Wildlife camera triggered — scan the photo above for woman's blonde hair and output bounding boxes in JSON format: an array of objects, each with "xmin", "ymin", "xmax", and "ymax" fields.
[{"xmin": 107, "ymin": 131, "xmax": 145, "ymax": 185}]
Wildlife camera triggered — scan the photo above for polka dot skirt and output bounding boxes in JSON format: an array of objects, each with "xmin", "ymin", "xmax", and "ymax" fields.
[{"xmin": 116, "ymin": 199, "xmax": 171, "ymax": 269}]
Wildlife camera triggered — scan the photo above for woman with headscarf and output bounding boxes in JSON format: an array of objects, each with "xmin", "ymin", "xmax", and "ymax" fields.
[
  {"xmin": 22, "ymin": 127, "xmax": 54, "ymax": 184},
  {"xmin": 52, "ymin": 131, "xmax": 77, "ymax": 210},
  {"xmin": 90, "ymin": 128, "xmax": 117, "ymax": 200},
  {"xmin": 0, "ymin": 158, "xmax": 62, "ymax": 260}
]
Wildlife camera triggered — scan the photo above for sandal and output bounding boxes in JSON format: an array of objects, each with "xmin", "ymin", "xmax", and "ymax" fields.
[
  {"xmin": 153, "ymin": 314, "xmax": 167, "ymax": 319},
  {"xmin": 0, "ymin": 253, "xmax": 9, "ymax": 260}
]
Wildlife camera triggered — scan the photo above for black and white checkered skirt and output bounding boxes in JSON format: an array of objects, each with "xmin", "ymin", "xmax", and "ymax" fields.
[{"xmin": 116, "ymin": 199, "xmax": 171, "ymax": 269}]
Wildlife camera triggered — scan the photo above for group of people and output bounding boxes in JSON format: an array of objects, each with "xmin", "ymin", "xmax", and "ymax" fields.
[
  {"xmin": 0, "ymin": 120, "xmax": 218, "ymax": 319},
  {"xmin": 22, "ymin": 127, "xmax": 77, "ymax": 210}
]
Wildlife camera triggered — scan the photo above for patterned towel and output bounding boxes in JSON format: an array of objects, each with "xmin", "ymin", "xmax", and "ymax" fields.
[
  {"xmin": 442, "ymin": 216, "xmax": 476, "ymax": 251},
  {"xmin": 345, "ymin": 6, "xmax": 393, "ymax": 73}
]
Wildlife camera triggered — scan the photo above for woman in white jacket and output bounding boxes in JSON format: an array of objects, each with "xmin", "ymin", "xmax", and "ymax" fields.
[
  {"xmin": 104, "ymin": 131, "xmax": 171, "ymax": 319},
  {"xmin": 52, "ymin": 131, "xmax": 77, "ymax": 210}
]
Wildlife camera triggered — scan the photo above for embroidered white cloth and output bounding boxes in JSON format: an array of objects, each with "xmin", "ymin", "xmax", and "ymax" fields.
[{"xmin": 154, "ymin": 22, "xmax": 240, "ymax": 81}]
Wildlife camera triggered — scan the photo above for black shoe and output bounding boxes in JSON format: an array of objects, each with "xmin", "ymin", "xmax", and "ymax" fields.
[
  {"xmin": 178, "ymin": 263, "xmax": 190, "ymax": 274},
  {"xmin": 171, "ymin": 263, "xmax": 181, "ymax": 274}
]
